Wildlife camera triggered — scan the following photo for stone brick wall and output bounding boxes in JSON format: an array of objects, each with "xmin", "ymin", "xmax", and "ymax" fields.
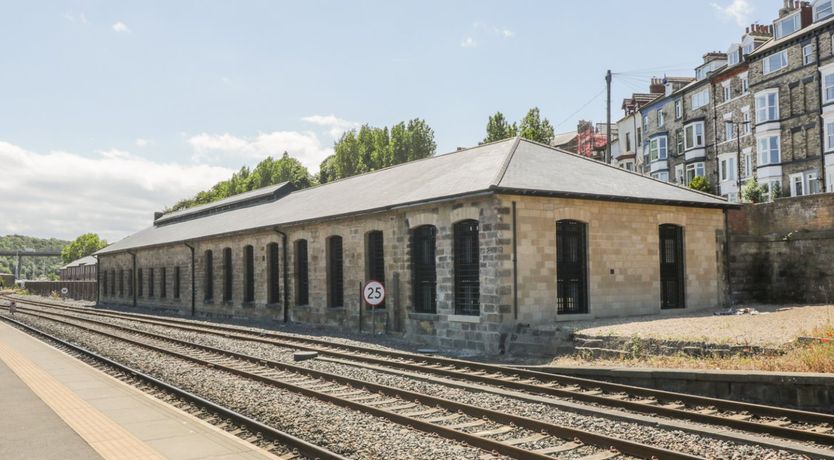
[
  {"xmin": 728, "ymin": 193, "xmax": 834, "ymax": 303},
  {"xmin": 98, "ymin": 194, "xmax": 728, "ymax": 354}
]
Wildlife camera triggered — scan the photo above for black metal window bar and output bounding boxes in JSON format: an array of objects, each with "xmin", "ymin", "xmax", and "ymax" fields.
[
  {"xmin": 267, "ymin": 242, "xmax": 280, "ymax": 304},
  {"xmin": 160, "ymin": 267, "xmax": 167, "ymax": 298},
  {"xmin": 119, "ymin": 269, "xmax": 124, "ymax": 297},
  {"xmin": 148, "ymin": 268, "xmax": 155, "ymax": 297},
  {"xmin": 137, "ymin": 268, "xmax": 143, "ymax": 297},
  {"xmin": 328, "ymin": 236, "xmax": 344, "ymax": 307},
  {"xmin": 295, "ymin": 240, "xmax": 309, "ymax": 306},
  {"xmin": 102, "ymin": 270, "xmax": 108, "ymax": 297},
  {"xmin": 411, "ymin": 225, "xmax": 437, "ymax": 314},
  {"xmin": 110, "ymin": 269, "xmax": 116, "ymax": 296},
  {"xmin": 204, "ymin": 250, "xmax": 213, "ymax": 301},
  {"xmin": 127, "ymin": 269, "xmax": 133, "ymax": 297},
  {"xmin": 659, "ymin": 224, "xmax": 685, "ymax": 309},
  {"xmin": 222, "ymin": 247, "xmax": 232, "ymax": 301},
  {"xmin": 243, "ymin": 245, "xmax": 255, "ymax": 303},
  {"xmin": 556, "ymin": 220, "xmax": 588, "ymax": 314},
  {"xmin": 454, "ymin": 220, "xmax": 480, "ymax": 316},
  {"xmin": 174, "ymin": 266, "xmax": 180, "ymax": 299},
  {"xmin": 366, "ymin": 231, "xmax": 385, "ymax": 309}
]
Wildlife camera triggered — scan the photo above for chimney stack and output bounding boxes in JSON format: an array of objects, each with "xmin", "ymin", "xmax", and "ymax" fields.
[{"xmin": 649, "ymin": 77, "xmax": 665, "ymax": 94}]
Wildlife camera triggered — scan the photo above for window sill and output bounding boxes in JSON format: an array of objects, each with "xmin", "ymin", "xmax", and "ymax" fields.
[
  {"xmin": 447, "ymin": 314, "xmax": 480, "ymax": 323},
  {"xmin": 265, "ymin": 302, "xmax": 282, "ymax": 309},
  {"xmin": 555, "ymin": 312, "xmax": 594, "ymax": 322},
  {"xmin": 408, "ymin": 312, "xmax": 439, "ymax": 321}
]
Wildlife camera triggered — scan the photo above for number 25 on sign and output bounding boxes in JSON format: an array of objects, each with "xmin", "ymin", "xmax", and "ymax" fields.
[{"xmin": 363, "ymin": 280, "xmax": 385, "ymax": 306}]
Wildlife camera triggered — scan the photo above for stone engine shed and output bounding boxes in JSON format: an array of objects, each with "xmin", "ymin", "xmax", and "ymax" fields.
[{"xmin": 96, "ymin": 138, "xmax": 734, "ymax": 353}]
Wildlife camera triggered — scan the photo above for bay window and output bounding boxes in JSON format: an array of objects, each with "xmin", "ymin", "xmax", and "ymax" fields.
[
  {"xmin": 755, "ymin": 90, "xmax": 779, "ymax": 123},
  {"xmin": 774, "ymin": 14, "xmax": 800, "ymax": 40},
  {"xmin": 823, "ymin": 72, "xmax": 834, "ymax": 103},
  {"xmin": 685, "ymin": 162, "xmax": 705, "ymax": 184},
  {"xmin": 720, "ymin": 157, "xmax": 737, "ymax": 182},
  {"xmin": 757, "ymin": 135, "xmax": 781, "ymax": 165},
  {"xmin": 691, "ymin": 88, "xmax": 709, "ymax": 109},
  {"xmin": 815, "ymin": 0, "xmax": 833, "ymax": 21},
  {"xmin": 684, "ymin": 122, "xmax": 704, "ymax": 149},
  {"xmin": 649, "ymin": 136, "xmax": 668, "ymax": 161},
  {"xmin": 763, "ymin": 50, "xmax": 788, "ymax": 74}
]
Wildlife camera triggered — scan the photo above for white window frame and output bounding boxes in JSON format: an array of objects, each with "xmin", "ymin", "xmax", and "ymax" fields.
[
  {"xmin": 675, "ymin": 164, "xmax": 684, "ymax": 184},
  {"xmin": 815, "ymin": 0, "xmax": 834, "ymax": 21},
  {"xmin": 763, "ymin": 50, "xmax": 789, "ymax": 75},
  {"xmin": 822, "ymin": 68, "xmax": 834, "ymax": 103},
  {"xmin": 720, "ymin": 156, "xmax": 737, "ymax": 182},
  {"xmin": 741, "ymin": 150, "xmax": 753, "ymax": 178},
  {"xmin": 674, "ymin": 99, "xmax": 682, "ymax": 119},
  {"xmin": 741, "ymin": 108, "xmax": 751, "ymax": 135},
  {"xmin": 657, "ymin": 109, "xmax": 665, "ymax": 127},
  {"xmin": 723, "ymin": 84, "xmax": 732, "ymax": 102},
  {"xmin": 724, "ymin": 121, "xmax": 736, "ymax": 141},
  {"xmin": 741, "ymin": 76, "xmax": 749, "ymax": 94},
  {"xmin": 728, "ymin": 47, "xmax": 741, "ymax": 66},
  {"xmin": 826, "ymin": 120, "xmax": 834, "ymax": 151},
  {"xmin": 774, "ymin": 12, "xmax": 801, "ymax": 40},
  {"xmin": 685, "ymin": 162, "xmax": 705, "ymax": 185},
  {"xmin": 684, "ymin": 121, "xmax": 705, "ymax": 150},
  {"xmin": 690, "ymin": 88, "xmax": 709, "ymax": 110},
  {"xmin": 649, "ymin": 136, "xmax": 668, "ymax": 161},
  {"xmin": 762, "ymin": 179, "xmax": 781, "ymax": 202},
  {"xmin": 803, "ymin": 44, "xmax": 815, "ymax": 65},
  {"xmin": 757, "ymin": 135, "xmax": 781, "ymax": 166},
  {"xmin": 651, "ymin": 171, "xmax": 669, "ymax": 182},
  {"xmin": 755, "ymin": 89, "xmax": 779, "ymax": 123},
  {"xmin": 808, "ymin": 172, "xmax": 821, "ymax": 194},
  {"xmin": 790, "ymin": 173, "xmax": 805, "ymax": 197}
]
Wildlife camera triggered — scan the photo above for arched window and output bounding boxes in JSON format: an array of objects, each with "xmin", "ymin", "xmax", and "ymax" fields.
[
  {"xmin": 222, "ymin": 247, "xmax": 232, "ymax": 302},
  {"xmin": 119, "ymin": 269, "xmax": 124, "ymax": 297},
  {"xmin": 243, "ymin": 245, "xmax": 255, "ymax": 303},
  {"xmin": 204, "ymin": 250, "xmax": 214, "ymax": 301},
  {"xmin": 174, "ymin": 266, "xmax": 181, "ymax": 299},
  {"xmin": 295, "ymin": 240, "xmax": 309, "ymax": 306},
  {"xmin": 127, "ymin": 269, "xmax": 133, "ymax": 296},
  {"xmin": 659, "ymin": 224, "xmax": 685, "ymax": 309},
  {"xmin": 454, "ymin": 220, "xmax": 480, "ymax": 315},
  {"xmin": 411, "ymin": 225, "xmax": 437, "ymax": 313},
  {"xmin": 556, "ymin": 220, "xmax": 588, "ymax": 314},
  {"xmin": 267, "ymin": 242, "xmax": 280, "ymax": 304},
  {"xmin": 327, "ymin": 236, "xmax": 344, "ymax": 308},
  {"xmin": 110, "ymin": 269, "xmax": 116, "ymax": 296},
  {"xmin": 102, "ymin": 270, "xmax": 108, "ymax": 297},
  {"xmin": 366, "ymin": 231, "xmax": 385, "ymax": 308}
]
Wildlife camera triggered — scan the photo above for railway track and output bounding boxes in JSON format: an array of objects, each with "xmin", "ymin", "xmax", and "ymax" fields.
[
  {"xmin": 6, "ymin": 295, "xmax": 832, "ymax": 450},
  {"xmin": 2, "ymin": 302, "xmax": 704, "ymax": 460},
  {"xmin": 0, "ymin": 315, "xmax": 345, "ymax": 460}
]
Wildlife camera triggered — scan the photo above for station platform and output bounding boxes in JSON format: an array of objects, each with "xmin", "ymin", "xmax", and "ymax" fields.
[{"xmin": 0, "ymin": 319, "xmax": 280, "ymax": 460}]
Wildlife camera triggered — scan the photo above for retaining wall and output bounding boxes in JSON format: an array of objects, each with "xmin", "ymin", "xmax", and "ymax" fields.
[
  {"xmin": 728, "ymin": 194, "xmax": 834, "ymax": 304},
  {"xmin": 523, "ymin": 365, "xmax": 834, "ymax": 413}
]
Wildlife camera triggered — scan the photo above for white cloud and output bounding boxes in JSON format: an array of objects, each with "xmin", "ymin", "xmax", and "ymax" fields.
[
  {"xmin": 0, "ymin": 141, "xmax": 233, "ymax": 242},
  {"xmin": 301, "ymin": 114, "xmax": 360, "ymax": 138},
  {"xmin": 64, "ymin": 12, "xmax": 88, "ymax": 24},
  {"xmin": 460, "ymin": 36, "xmax": 477, "ymax": 48},
  {"xmin": 112, "ymin": 21, "xmax": 130, "ymax": 33},
  {"xmin": 711, "ymin": 0, "xmax": 753, "ymax": 27},
  {"xmin": 135, "ymin": 138, "xmax": 152, "ymax": 147},
  {"xmin": 497, "ymin": 28, "xmax": 513, "ymax": 38},
  {"xmin": 188, "ymin": 131, "xmax": 334, "ymax": 171}
]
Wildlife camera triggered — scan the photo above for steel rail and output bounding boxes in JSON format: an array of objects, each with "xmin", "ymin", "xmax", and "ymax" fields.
[
  {"xmin": 9, "ymin": 306, "xmax": 703, "ymax": 460},
  {"xmin": 0, "ymin": 315, "xmax": 346, "ymax": 460},
  {"xmin": 6, "ymin": 296, "xmax": 834, "ymax": 445}
]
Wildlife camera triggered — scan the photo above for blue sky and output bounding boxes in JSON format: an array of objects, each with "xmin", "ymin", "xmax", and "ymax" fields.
[{"xmin": 1, "ymin": 0, "xmax": 774, "ymax": 241}]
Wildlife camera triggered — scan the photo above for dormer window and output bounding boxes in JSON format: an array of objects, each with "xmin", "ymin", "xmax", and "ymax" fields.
[
  {"xmin": 728, "ymin": 46, "xmax": 741, "ymax": 66},
  {"xmin": 815, "ymin": 0, "xmax": 833, "ymax": 21},
  {"xmin": 774, "ymin": 12, "xmax": 801, "ymax": 39}
]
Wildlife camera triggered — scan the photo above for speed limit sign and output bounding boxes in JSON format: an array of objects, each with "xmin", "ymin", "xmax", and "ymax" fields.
[
  {"xmin": 362, "ymin": 280, "xmax": 385, "ymax": 306},
  {"xmin": 61, "ymin": 287, "xmax": 69, "ymax": 295}
]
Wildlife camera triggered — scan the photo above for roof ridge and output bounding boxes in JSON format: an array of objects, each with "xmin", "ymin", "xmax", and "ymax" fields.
[{"xmin": 491, "ymin": 135, "xmax": 523, "ymax": 187}]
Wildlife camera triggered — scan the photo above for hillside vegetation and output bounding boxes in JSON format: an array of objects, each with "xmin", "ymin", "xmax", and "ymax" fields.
[{"xmin": 0, "ymin": 234, "xmax": 69, "ymax": 280}]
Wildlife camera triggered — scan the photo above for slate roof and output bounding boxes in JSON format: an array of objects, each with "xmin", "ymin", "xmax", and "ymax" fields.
[
  {"xmin": 97, "ymin": 138, "xmax": 731, "ymax": 255},
  {"xmin": 61, "ymin": 255, "xmax": 97, "ymax": 269},
  {"xmin": 155, "ymin": 181, "xmax": 294, "ymax": 225},
  {"xmin": 750, "ymin": 15, "xmax": 834, "ymax": 57}
]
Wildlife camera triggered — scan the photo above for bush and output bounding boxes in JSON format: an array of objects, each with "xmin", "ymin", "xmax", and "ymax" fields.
[
  {"xmin": 688, "ymin": 175, "xmax": 711, "ymax": 193},
  {"xmin": 742, "ymin": 178, "xmax": 763, "ymax": 203}
]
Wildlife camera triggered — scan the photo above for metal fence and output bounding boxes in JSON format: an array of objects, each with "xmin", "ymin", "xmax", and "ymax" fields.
[{"xmin": 21, "ymin": 280, "xmax": 97, "ymax": 301}]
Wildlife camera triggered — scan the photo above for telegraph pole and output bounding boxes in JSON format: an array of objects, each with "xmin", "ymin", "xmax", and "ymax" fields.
[{"xmin": 605, "ymin": 69, "xmax": 612, "ymax": 164}]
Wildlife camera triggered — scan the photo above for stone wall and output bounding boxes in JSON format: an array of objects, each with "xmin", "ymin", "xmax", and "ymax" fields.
[
  {"xmin": 22, "ymin": 280, "xmax": 97, "ymax": 301},
  {"xmin": 728, "ymin": 193, "xmax": 834, "ymax": 303}
]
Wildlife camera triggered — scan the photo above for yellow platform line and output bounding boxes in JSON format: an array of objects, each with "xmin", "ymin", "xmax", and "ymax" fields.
[{"xmin": 0, "ymin": 339, "xmax": 164, "ymax": 460}]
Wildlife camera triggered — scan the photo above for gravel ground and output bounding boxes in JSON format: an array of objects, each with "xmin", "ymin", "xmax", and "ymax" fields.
[
  {"xmin": 572, "ymin": 304, "xmax": 834, "ymax": 347},
  {"xmin": 7, "ymin": 312, "xmax": 500, "ymax": 460},
  {"xmin": 14, "ymin": 306, "xmax": 824, "ymax": 460}
]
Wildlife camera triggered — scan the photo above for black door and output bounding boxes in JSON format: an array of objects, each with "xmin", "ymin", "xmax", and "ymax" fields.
[
  {"xmin": 659, "ymin": 224, "xmax": 685, "ymax": 309},
  {"xmin": 556, "ymin": 220, "xmax": 588, "ymax": 314}
]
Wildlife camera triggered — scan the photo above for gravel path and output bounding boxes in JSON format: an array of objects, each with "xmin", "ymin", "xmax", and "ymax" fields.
[
  {"xmin": 12, "ymin": 306, "xmax": 823, "ymax": 460},
  {"xmin": 571, "ymin": 304, "xmax": 834, "ymax": 347}
]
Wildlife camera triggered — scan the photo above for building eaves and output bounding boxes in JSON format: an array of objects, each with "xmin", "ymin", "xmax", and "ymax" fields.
[{"xmin": 750, "ymin": 15, "xmax": 834, "ymax": 57}]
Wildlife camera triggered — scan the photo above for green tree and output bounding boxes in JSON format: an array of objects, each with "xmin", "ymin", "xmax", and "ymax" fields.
[
  {"xmin": 389, "ymin": 122, "xmax": 409, "ymax": 166},
  {"xmin": 61, "ymin": 233, "xmax": 107, "ymax": 264},
  {"xmin": 688, "ymin": 175, "xmax": 711, "ymax": 193},
  {"xmin": 405, "ymin": 118, "xmax": 437, "ymax": 161},
  {"xmin": 741, "ymin": 178, "xmax": 763, "ymax": 203},
  {"xmin": 483, "ymin": 111, "xmax": 518, "ymax": 143},
  {"xmin": 517, "ymin": 107, "xmax": 555, "ymax": 144},
  {"xmin": 318, "ymin": 154, "xmax": 338, "ymax": 184}
]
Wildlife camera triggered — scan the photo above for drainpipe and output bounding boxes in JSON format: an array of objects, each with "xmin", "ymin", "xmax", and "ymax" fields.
[
  {"xmin": 273, "ymin": 228, "xmax": 290, "ymax": 323},
  {"xmin": 128, "ymin": 251, "xmax": 137, "ymax": 308},
  {"xmin": 513, "ymin": 201, "xmax": 518, "ymax": 320},
  {"xmin": 723, "ymin": 208, "xmax": 733, "ymax": 307},
  {"xmin": 183, "ymin": 242, "xmax": 195, "ymax": 316},
  {"xmin": 93, "ymin": 255, "xmax": 100, "ymax": 305},
  {"xmin": 817, "ymin": 33, "xmax": 828, "ymax": 192}
]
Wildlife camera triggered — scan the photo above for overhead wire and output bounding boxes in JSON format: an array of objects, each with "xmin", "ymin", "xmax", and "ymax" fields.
[{"xmin": 554, "ymin": 88, "xmax": 606, "ymax": 130}]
